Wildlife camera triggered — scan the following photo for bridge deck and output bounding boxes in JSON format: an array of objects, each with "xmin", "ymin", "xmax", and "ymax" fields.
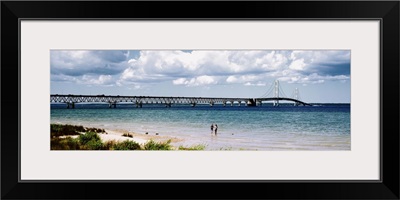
[{"xmin": 50, "ymin": 94, "xmax": 312, "ymax": 107}]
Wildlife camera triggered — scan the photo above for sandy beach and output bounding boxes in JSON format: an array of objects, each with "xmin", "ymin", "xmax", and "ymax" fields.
[
  {"xmin": 59, "ymin": 125, "xmax": 186, "ymax": 150},
  {"xmin": 101, "ymin": 129, "xmax": 184, "ymax": 145}
]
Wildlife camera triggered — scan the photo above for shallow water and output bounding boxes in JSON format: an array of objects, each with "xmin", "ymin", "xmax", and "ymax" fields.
[{"xmin": 51, "ymin": 103, "xmax": 350, "ymax": 150}]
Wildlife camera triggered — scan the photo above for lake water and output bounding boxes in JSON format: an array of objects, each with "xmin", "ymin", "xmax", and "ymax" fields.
[{"xmin": 51, "ymin": 103, "xmax": 350, "ymax": 150}]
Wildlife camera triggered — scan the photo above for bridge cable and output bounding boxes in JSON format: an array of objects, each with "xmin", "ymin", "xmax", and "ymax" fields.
[
  {"xmin": 261, "ymin": 83, "xmax": 274, "ymax": 98},
  {"xmin": 278, "ymin": 84, "xmax": 288, "ymax": 98},
  {"xmin": 259, "ymin": 83, "xmax": 274, "ymax": 98},
  {"xmin": 290, "ymin": 90, "xmax": 295, "ymax": 99},
  {"xmin": 298, "ymin": 90, "xmax": 302, "ymax": 101}
]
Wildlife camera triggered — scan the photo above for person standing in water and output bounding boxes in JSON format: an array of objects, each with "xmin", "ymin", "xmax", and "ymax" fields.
[
  {"xmin": 214, "ymin": 124, "xmax": 218, "ymax": 135},
  {"xmin": 210, "ymin": 123, "xmax": 214, "ymax": 135}
]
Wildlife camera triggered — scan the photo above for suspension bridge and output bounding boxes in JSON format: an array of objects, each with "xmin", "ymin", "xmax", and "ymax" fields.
[{"xmin": 50, "ymin": 80, "xmax": 312, "ymax": 108}]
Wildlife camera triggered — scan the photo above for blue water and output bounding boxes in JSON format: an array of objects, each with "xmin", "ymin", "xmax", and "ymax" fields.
[{"xmin": 51, "ymin": 103, "xmax": 350, "ymax": 150}]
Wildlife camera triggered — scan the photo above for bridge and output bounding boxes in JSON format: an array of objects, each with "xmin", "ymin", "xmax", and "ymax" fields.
[{"xmin": 50, "ymin": 80, "xmax": 312, "ymax": 108}]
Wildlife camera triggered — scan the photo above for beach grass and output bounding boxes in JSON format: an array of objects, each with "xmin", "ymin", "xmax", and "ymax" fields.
[
  {"xmin": 143, "ymin": 139, "xmax": 172, "ymax": 150},
  {"xmin": 51, "ymin": 137, "xmax": 81, "ymax": 150},
  {"xmin": 51, "ymin": 124, "xmax": 106, "ymax": 138},
  {"xmin": 50, "ymin": 124, "xmax": 202, "ymax": 150},
  {"xmin": 112, "ymin": 140, "xmax": 141, "ymax": 150},
  {"xmin": 178, "ymin": 144, "xmax": 206, "ymax": 150},
  {"xmin": 51, "ymin": 124, "xmax": 85, "ymax": 137}
]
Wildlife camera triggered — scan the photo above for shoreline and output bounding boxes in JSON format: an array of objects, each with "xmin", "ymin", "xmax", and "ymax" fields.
[
  {"xmin": 52, "ymin": 123, "xmax": 192, "ymax": 150},
  {"xmin": 51, "ymin": 123, "xmax": 351, "ymax": 151},
  {"xmin": 100, "ymin": 128, "xmax": 185, "ymax": 147}
]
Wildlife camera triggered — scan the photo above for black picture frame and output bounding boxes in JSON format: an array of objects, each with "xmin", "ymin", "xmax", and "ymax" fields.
[{"xmin": 1, "ymin": 1, "xmax": 399, "ymax": 199}]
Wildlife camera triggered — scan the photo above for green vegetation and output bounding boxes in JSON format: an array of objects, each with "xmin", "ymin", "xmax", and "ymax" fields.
[
  {"xmin": 50, "ymin": 124, "xmax": 205, "ymax": 151},
  {"xmin": 51, "ymin": 132, "xmax": 142, "ymax": 150},
  {"xmin": 143, "ymin": 139, "xmax": 172, "ymax": 150},
  {"xmin": 51, "ymin": 137, "xmax": 81, "ymax": 150},
  {"xmin": 78, "ymin": 131, "xmax": 101, "ymax": 144},
  {"xmin": 85, "ymin": 127, "xmax": 106, "ymax": 134},
  {"xmin": 219, "ymin": 147, "xmax": 233, "ymax": 151},
  {"xmin": 51, "ymin": 124, "xmax": 85, "ymax": 137},
  {"xmin": 178, "ymin": 144, "xmax": 206, "ymax": 150},
  {"xmin": 51, "ymin": 124, "xmax": 106, "ymax": 138},
  {"xmin": 51, "ymin": 124, "xmax": 190, "ymax": 150},
  {"xmin": 112, "ymin": 140, "xmax": 141, "ymax": 150}
]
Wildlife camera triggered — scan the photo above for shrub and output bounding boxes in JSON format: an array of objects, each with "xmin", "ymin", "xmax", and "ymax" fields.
[
  {"xmin": 78, "ymin": 132, "xmax": 101, "ymax": 145},
  {"xmin": 85, "ymin": 139, "xmax": 104, "ymax": 150},
  {"xmin": 103, "ymin": 140, "xmax": 117, "ymax": 150},
  {"xmin": 85, "ymin": 127, "xmax": 107, "ymax": 134},
  {"xmin": 113, "ymin": 140, "xmax": 141, "ymax": 150},
  {"xmin": 51, "ymin": 137, "xmax": 80, "ymax": 150},
  {"xmin": 51, "ymin": 124, "xmax": 85, "ymax": 137},
  {"xmin": 144, "ymin": 139, "xmax": 172, "ymax": 150}
]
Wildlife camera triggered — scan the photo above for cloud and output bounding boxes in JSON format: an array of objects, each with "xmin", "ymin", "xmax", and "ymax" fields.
[
  {"xmin": 51, "ymin": 50, "xmax": 129, "ymax": 77},
  {"xmin": 289, "ymin": 58, "xmax": 306, "ymax": 70},
  {"xmin": 244, "ymin": 82, "xmax": 267, "ymax": 86},
  {"xmin": 80, "ymin": 75, "xmax": 114, "ymax": 86},
  {"xmin": 289, "ymin": 51, "xmax": 351, "ymax": 76},
  {"xmin": 172, "ymin": 75, "xmax": 218, "ymax": 86},
  {"xmin": 278, "ymin": 73, "xmax": 349, "ymax": 84},
  {"xmin": 51, "ymin": 50, "xmax": 351, "ymax": 88}
]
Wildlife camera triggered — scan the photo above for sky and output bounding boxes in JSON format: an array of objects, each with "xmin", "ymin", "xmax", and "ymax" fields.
[{"xmin": 50, "ymin": 50, "xmax": 351, "ymax": 103}]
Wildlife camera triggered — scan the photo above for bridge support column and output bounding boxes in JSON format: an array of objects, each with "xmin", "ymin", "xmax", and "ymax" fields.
[
  {"xmin": 223, "ymin": 101, "xmax": 226, "ymax": 107},
  {"xmin": 165, "ymin": 102, "xmax": 172, "ymax": 107},
  {"xmin": 247, "ymin": 99, "xmax": 257, "ymax": 107},
  {"xmin": 238, "ymin": 101, "xmax": 241, "ymax": 106},
  {"xmin": 109, "ymin": 102, "xmax": 116, "ymax": 108},
  {"xmin": 67, "ymin": 102, "xmax": 75, "ymax": 109},
  {"xmin": 191, "ymin": 102, "xmax": 196, "ymax": 107},
  {"xmin": 231, "ymin": 102, "xmax": 234, "ymax": 107},
  {"xmin": 209, "ymin": 101, "xmax": 214, "ymax": 107}
]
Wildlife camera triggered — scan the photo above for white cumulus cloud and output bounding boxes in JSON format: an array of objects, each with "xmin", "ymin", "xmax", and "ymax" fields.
[{"xmin": 173, "ymin": 75, "xmax": 218, "ymax": 86}]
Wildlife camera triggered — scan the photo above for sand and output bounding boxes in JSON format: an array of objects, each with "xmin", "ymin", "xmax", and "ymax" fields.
[{"xmin": 97, "ymin": 129, "xmax": 184, "ymax": 147}]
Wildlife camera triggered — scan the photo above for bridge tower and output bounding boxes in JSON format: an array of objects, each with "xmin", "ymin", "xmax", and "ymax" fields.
[{"xmin": 273, "ymin": 80, "xmax": 279, "ymax": 106}]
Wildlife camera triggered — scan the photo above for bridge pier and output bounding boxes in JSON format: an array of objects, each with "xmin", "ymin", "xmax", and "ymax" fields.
[
  {"xmin": 136, "ymin": 101, "xmax": 143, "ymax": 108},
  {"xmin": 190, "ymin": 102, "xmax": 196, "ymax": 107},
  {"xmin": 247, "ymin": 99, "xmax": 257, "ymax": 107},
  {"xmin": 165, "ymin": 102, "xmax": 172, "ymax": 107},
  {"xmin": 67, "ymin": 102, "xmax": 75, "ymax": 109},
  {"xmin": 231, "ymin": 102, "xmax": 234, "ymax": 106},
  {"xmin": 109, "ymin": 102, "xmax": 116, "ymax": 108},
  {"xmin": 209, "ymin": 101, "xmax": 214, "ymax": 107}
]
